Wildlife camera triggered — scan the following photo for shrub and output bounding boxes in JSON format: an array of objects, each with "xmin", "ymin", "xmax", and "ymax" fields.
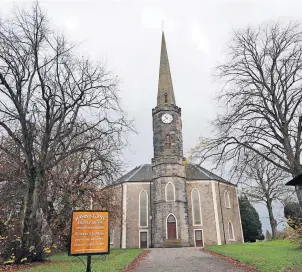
[
  {"xmin": 284, "ymin": 202, "xmax": 302, "ymax": 248},
  {"xmin": 285, "ymin": 220, "xmax": 302, "ymax": 248}
]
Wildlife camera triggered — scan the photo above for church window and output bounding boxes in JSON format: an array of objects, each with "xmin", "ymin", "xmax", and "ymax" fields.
[
  {"xmin": 139, "ymin": 190, "xmax": 148, "ymax": 227},
  {"xmin": 228, "ymin": 221, "xmax": 235, "ymax": 241},
  {"xmin": 164, "ymin": 93, "xmax": 168, "ymax": 103},
  {"xmin": 192, "ymin": 189, "xmax": 202, "ymax": 226},
  {"xmin": 166, "ymin": 182, "xmax": 175, "ymax": 201},
  {"xmin": 224, "ymin": 191, "xmax": 231, "ymax": 208},
  {"xmin": 165, "ymin": 134, "xmax": 171, "ymax": 150}
]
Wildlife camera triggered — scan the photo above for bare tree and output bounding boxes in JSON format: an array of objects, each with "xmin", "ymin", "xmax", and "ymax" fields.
[
  {"xmin": 0, "ymin": 139, "xmax": 26, "ymax": 259},
  {"xmin": 240, "ymin": 156, "xmax": 290, "ymax": 239},
  {"xmin": 0, "ymin": 3, "xmax": 131, "ymax": 262},
  {"xmin": 0, "ymin": 137, "xmax": 123, "ymax": 256},
  {"xmin": 44, "ymin": 150, "xmax": 123, "ymax": 249},
  {"xmin": 192, "ymin": 21, "xmax": 302, "ymax": 208}
]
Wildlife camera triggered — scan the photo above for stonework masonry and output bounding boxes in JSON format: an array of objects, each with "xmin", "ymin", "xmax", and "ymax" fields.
[
  {"xmin": 125, "ymin": 183, "xmax": 151, "ymax": 248},
  {"xmin": 108, "ymin": 179, "xmax": 243, "ymax": 248},
  {"xmin": 215, "ymin": 182, "xmax": 243, "ymax": 244},
  {"xmin": 187, "ymin": 181, "xmax": 218, "ymax": 246},
  {"xmin": 151, "ymin": 78, "xmax": 190, "ymax": 247}
]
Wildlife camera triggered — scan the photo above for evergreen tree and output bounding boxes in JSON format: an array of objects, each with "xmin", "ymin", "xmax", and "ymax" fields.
[{"xmin": 239, "ymin": 195, "xmax": 264, "ymax": 242}]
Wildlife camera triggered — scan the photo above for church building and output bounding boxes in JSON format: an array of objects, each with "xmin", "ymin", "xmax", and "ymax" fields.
[{"xmin": 108, "ymin": 32, "xmax": 244, "ymax": 248}]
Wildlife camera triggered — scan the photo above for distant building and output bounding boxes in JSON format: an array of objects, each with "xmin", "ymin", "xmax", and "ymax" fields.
[{"xmin": 107, "ymin": 32, "xmax": 243, "ymax": 248}]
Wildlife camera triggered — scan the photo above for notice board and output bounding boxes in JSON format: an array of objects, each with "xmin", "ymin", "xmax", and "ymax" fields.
[{"xmin": 69, "ymin": 210, "xmax": 109, "ymax": 256}]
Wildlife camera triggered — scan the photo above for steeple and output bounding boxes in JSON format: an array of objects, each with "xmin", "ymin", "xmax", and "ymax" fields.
[{"xmin": 157, "ymin": 32, "xmax": 176, "ymax": 107}]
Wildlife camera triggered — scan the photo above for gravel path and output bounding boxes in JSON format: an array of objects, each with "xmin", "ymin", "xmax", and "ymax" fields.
[{"xmin": 135, "ymin": 248, "xmax": 250, "ymax": 272}]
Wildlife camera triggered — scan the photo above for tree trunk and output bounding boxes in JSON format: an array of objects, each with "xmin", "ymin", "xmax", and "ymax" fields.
[
  {"xmin": 19, "ymin": 167, "xmax": 44, "ymax": 263},
  {"xmin": 295, "ymin": 185, "xmax": 302, "ymax": 210},
  {"xmin": 266, "ymin": 199, "xmax": 277, "ymax": 239},
  {"xmin": 291, "ymin": 166, "xmax": 302, "ymax": 210},
  {"xmin": 20, "ymin": 168, "xmax": 36, "ymax": 261}
]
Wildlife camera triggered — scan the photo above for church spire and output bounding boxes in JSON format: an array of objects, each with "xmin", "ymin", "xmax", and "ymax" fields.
[{"xmin": 157, "ymin": 31, "xmax": 176, "ymax": 107}]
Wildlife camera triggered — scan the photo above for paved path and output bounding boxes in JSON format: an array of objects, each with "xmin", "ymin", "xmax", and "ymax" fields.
[{"xmin": 135, "ymin": 248, "xmax": 249, "ymax": 272}]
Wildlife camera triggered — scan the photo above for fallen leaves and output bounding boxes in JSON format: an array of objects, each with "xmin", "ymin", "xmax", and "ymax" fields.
[
  {"xmin": 0, "ymin": 260, "xmax": 51, "ymax": 271},
  {"xmin": 123, "ymin": 250, "xmax": 150, "ymax": 272}
]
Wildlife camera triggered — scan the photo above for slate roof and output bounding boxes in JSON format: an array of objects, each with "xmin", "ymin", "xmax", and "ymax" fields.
[
  {"xmin": 114, "ymin": 164, "xmax": 153, "ymax": 184},
  {"xmin": 113, "ymin": 163, "xmax": 234, "ymax": 186},
  {"xmin": 185, "ymin": 164, "xmax": 229, "ymax": 183}
]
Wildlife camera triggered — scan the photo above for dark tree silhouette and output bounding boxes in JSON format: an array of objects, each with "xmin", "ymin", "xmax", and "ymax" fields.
[{"xmin": 239, "ymin": 195, "xmax": 264, "ymax": 242}]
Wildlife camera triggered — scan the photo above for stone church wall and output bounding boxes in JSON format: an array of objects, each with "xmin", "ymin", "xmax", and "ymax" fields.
[
  {"xmin": 152, "ymin": 175, "xmax": 190, "ymax": 247},
  {"xmin": 187, "ymin": 181, "xmax": 219, "ymax": 246},
  {"xmin": 214, "ymin": 182, "xmax": 244, "ymax": 244},
  {"xmin": 126, "ymin": 182, "xmax": 152, "ymax": 248},
  {"xmin": 105, "ymin": 180, "xmax": 243, "ymax": 249}
]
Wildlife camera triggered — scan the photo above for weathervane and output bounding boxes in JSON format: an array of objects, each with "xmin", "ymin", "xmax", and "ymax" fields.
[{"xmin": 162, "ymin": 20, "xmax": 164, "ymax": 32}]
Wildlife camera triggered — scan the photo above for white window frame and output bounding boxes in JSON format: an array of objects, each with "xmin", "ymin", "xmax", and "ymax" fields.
[
  {"xmin": 193, "ymin": 229, "xmax": 204, "ymax": 247},
  {"xmin": 224, "ymin": 190, "xmax": 231, "ymax": 208},
  {"xmin": 110, "ymin": 229, "xmax": 114, "ymax": 245},
  {"xmin": 228, "ymin": 221, "xmax": 235, "ymax": 241},
  {"xmin": 191, "ymin": 188, "xmax": 203, "ymax": 226},
  {"xmin": 139, "ymin": 189, "xmax": 148, "ymax": 228},
  {"xmin": 166, "ymin": 213, "xmax": 178, "ymax": 239},
  {"xmin": 165, "ymin": 182, "xmax": 175, "ymax": 202},
  {"xmin": 139, "ymin": 229, "xmax": 149, "ymax": 248}
]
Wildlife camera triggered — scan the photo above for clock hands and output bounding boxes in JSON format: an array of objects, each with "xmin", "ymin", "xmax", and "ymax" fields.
[{"xmin": 162, "ymin": 114, "xmax": 172, "ymax": 123}]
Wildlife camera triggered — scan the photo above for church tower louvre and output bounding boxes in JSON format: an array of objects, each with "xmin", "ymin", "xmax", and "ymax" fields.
[{"xmin": 151, "ymin": 32, "xmax": 191, "ymax": 247}]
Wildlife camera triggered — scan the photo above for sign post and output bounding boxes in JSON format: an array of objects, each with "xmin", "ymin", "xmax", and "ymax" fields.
[
  {"xmin": 87, "ymin": 255, "xmax": 91, "ymax": 272},
  {"xmin": 69, "ymin": 210, "xmax": 110, "ymax": 271}
]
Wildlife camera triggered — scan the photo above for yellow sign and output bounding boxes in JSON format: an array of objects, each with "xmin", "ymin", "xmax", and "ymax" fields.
[{"xmin": 69, "ymin": 210, "xmax": 109, "ymax": 256}]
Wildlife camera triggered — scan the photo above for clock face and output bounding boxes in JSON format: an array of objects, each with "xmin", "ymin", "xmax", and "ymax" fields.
[{"xmin": 161, "ymin": 113, "xmax": 173, "ymax": 124}]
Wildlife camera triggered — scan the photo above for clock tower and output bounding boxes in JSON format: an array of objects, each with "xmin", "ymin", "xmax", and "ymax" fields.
[{"xmin": 151, "ymin": 32, "xmax": 191, "ymax": 247}]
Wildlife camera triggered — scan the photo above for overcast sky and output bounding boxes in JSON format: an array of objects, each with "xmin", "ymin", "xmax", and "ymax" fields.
[{"xmin": 2, "ymin": 0, "xmax": 298, "ymax": 233}]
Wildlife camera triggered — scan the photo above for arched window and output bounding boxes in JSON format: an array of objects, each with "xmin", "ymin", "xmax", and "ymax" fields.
[
  {"xmin": 164, "ymin": 93, "xmax": 168, "ymax": 103},
  {"xmin": 139, "ymin": 190, "xmax": 148, "ymax": 227},
  {"xmin": 166, "ymin": 182, "xmax": 175, "ymax": 201},
  {"xmin": 228, "ymin": 221, "xmax": 235, "ymax": 240},
  {"xmin": 192, "ymin": 189, "xmax": 202, "ymax": 225},
  {"xmin": 165, "ymin": 134, "xmax": 171, "ymax": 150},
  {"xmin": 224, "ymin": 191, "xmax": 231, "ymax": 208}
]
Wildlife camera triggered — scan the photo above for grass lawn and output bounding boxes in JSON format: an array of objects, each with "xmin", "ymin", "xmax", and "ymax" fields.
[
  {"xmin": 18, "ymin": 248, "xmax": 144, "ymax": 272},
  {"xmin": 206, "ymin": 240, "xmax": 302, "ymax": 272}
]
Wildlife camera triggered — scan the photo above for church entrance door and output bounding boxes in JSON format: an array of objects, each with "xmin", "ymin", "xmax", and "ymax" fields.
[
  {"xmin": 194, "ymin": 230, "xmax": 203, "ymax": 247},
  {"xmin": 167, "ymin": 214, "xmax": 177, "ymax": 239},
  {"xmin": 140, "ymin": 231, "xmax": 148, "ymax": 248}
]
